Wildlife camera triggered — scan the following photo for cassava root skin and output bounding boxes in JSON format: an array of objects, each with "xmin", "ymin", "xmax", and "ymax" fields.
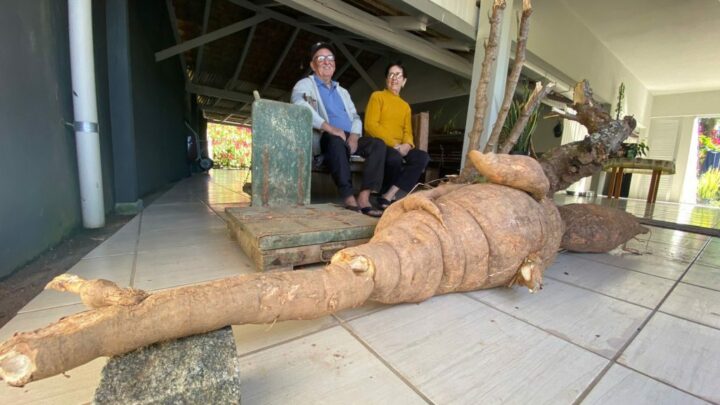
[
  {"xmin": 468, "ymin": 151, "xmax": 549, "ymax": 200},
  {"xmin": 0, "ymin": 267, "xmax": 374, "ymax": 386},
  {"xmin": 558, "ymin": 204, "xmax": 649, "ymax": 252}
]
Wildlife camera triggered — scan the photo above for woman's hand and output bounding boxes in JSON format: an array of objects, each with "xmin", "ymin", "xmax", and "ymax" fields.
[{"xmin": 394, "ymin": 143, "xmax": 412, "ymax": 157}]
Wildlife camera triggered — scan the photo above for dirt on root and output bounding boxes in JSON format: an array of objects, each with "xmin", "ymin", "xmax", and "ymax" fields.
[{"xmin": 0, "ymin": 214, "xmax": 134, "ymax": 328}]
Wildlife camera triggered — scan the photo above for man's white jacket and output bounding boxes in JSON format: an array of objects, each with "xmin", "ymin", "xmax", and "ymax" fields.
[{"xmin": 291, "ymin": 75, "xmax": 362, "ymax": 156}]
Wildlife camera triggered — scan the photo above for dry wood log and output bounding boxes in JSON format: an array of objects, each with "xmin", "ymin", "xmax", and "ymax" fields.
[
  {"xmin": 539, "ymin": 116, "xmax": 636, "ymax": 195},
  {"xmin": 0, "ymin": 153, "xmax": 562, "ymax": 387}
]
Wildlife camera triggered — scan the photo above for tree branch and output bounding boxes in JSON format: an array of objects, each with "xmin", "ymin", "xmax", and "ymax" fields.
[
  {"xmin": 466, "ymin": 0, "xmax": 507, "ymax": 155},
  {"xmin": 484, "ymin": 0, "xmax": 532, "ymax": 153},
  {"xmin": 544, "ymin": 111, "xmax": 579, "ymax": 123},
  {"xmin": 571, "ymin": 80, "xmax": 612, "ymax": 133}
]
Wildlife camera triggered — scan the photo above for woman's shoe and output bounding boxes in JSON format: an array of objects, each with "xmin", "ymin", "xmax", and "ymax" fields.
[
  {"xmin": 376, "ymin": 197, "xmax": 395, "ymax": 210},
  {"xmin": 360, "ymin": 206, "xmax": 383, "ymax": 218}
]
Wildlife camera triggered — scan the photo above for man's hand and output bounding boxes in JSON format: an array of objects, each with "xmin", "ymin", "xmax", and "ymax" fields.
[
  {"xmin": 394, "ymin": 143, "xmax": 412, "ymax": 157},
  {"xmin": 346, "ymin": 133, "xmax": 360, "ymax": 154},
  {"xmin": 321, "ymin": 122, "xmax": 346, "ymax": 140}
]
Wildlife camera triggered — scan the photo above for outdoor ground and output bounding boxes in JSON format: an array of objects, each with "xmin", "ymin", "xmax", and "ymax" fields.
[{"xmin": 0, "ymin": 215, "xmax": 131, "ymax": 328}]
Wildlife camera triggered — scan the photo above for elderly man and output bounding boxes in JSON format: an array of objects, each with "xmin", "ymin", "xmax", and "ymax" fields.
[{"xmin": 291, "ymin": 42, "xmax": 385, "ymax": 217}]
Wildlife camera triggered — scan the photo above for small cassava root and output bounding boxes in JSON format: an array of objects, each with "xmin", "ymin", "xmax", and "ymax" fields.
[{"xmin": 0, "ymin": 152, "xmax": 563, "ymax": 387}]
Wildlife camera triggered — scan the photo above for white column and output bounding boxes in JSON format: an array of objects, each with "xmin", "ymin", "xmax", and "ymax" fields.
[
  {"xmin": 461, "ymin": 0, "xmax": 514, "ymax": 165},
  {"xmin": 69, "ymin": 0, "xmax": 105, "ymax": 228}
]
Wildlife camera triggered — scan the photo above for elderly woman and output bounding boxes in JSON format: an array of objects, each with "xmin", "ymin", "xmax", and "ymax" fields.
[{"xmin": 364, "ymin": 62, "xmax": 430, "ymax": 209}]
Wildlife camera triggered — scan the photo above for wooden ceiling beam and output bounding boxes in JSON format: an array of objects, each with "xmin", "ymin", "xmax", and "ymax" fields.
[
  {"xmin": 155, "ymin": 14, "xmax": 268, "ymax": 61},
  {"xmin": 230, "ymin": 0, "xmax": 384, "ymax": 54},
  {"xmin": 381, "ymin": 16, "xmax": 427, "ymax": 31},
  {"xmin": 187, "ymin": 84, "xmax": 254, "ymax": 103},
  {"xmin": 274, "ymin": 0, "xmax": 472, "ymax": 78},
  {"xmin": 193, "ymin": 0, "xmax": 214, "ymax": 80}
]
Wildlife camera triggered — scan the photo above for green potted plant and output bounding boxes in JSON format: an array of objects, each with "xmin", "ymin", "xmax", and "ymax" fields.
[{"xmin": 622, "ymin": 140, "xmax": 649, "ymax": 159}]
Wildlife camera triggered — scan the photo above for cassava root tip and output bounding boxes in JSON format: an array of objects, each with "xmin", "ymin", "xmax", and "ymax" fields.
[
  {"xmin": 0, "ymin": 349, "xmax": 33, "ymax": 387},
  {"xmin": 509, "ymin": 256, "xmax": 543, "ymax": 293},
  {"xmin": 46, "ymin": 274, "xmax": 148, "ymax": 309}
]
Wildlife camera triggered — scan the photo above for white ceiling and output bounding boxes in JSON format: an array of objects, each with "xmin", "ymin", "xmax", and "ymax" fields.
[{"xmin": 561, "ymin": 0, "xmax": 720, "ymax": 94}]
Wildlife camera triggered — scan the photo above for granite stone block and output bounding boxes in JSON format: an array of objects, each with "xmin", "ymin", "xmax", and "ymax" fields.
[{"xmin": 93, "ymin": 326, "xmax": 241, "ymax": 404}]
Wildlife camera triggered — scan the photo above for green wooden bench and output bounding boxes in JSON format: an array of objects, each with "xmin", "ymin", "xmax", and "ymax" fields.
[{"xmin": 225, "ymin": 98, "xmax": 379, "ymax": 271}]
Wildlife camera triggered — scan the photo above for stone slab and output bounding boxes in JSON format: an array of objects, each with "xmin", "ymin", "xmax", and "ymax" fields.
[{"xmin": 93, "ymin": 326, "xmax": 241, "ymax": 404}]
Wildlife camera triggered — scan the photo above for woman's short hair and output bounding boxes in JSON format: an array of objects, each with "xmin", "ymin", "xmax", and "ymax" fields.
[{"xmin": 385, "ymin": 61, "xmax": 406, "ymax": 78}]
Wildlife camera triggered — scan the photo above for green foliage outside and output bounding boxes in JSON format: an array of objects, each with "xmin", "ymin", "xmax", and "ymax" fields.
[
  {"xmin": 697, "ymin": 169, "xmax": 720, "ymax": 206},
  {"xmin": 698, "ymin": 118, "xmax": 720, "ymax": 165},
  {"xmin": 208, "ymin": 123, "xmax": 252, "ymax": 169},
  {"xmin": 697, "ymin": 118, "xmax": 720, "ymax": 206}
]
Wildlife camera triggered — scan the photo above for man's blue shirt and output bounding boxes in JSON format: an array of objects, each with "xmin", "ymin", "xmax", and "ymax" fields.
[{"xmin": 313, "ymin": 75, "xmax": 352, "ymax": 133}]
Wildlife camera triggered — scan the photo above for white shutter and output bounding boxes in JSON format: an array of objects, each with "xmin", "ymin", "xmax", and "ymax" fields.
[{"xmin": 632, "ymin": 119, "xmax": 679, "ymax": 201}]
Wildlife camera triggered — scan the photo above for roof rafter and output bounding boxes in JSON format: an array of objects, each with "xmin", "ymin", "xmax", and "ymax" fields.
[
  {"xmin": 186, "ymin": 84, "xmax": 254, "ymax": 103},
  {"xmin": 230, "ymin": 0, "xmax": 384, "ymax": 54},
  {"xmin": 274, "ymin": 0, "xmax": 472, "ymax": 78},
  {"xmin": 193, "ymin": 0, "xmax": 214, "ymax": 81},
  {"xmin": 381, "ymin": 16, "xmax": 427, "ymax": 31},
  {"xmin": 335, "ymin": 41, "xmax": 377, "ymax": 90},
  {"xmin": 164, "ymin": 0, "xmax": 188, "ymax": 78},
  {"xmin": 155, "ymin": 13, "xmax": 269, "ymax": 61}
]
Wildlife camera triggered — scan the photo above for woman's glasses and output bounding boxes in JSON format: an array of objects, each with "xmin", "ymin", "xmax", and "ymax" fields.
[
  {"xmin": 387, "ymin": 72, "xmax": 404, "ymax": 79},
  {"xmin": 314, "ymin": 55, "xmax": 335, "ymax": 63}
]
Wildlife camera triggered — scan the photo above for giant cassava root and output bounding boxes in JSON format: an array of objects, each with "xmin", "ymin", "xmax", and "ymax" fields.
[{"xmin": 0, "ymin": 151, "xmax": 563, "ymax": 387}]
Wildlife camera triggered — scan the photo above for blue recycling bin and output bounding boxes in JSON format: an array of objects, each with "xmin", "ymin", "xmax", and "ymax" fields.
[{"xmin": 702, "ymin": 150, "xmax": 720, "ymax": 174}]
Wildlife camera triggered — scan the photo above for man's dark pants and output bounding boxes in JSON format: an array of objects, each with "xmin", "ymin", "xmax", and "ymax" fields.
[{"xmin": 320, "ymin": 133, "xmax": 386, "ymax": 199}]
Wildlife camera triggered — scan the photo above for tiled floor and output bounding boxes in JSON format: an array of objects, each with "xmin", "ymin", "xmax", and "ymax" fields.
[{"xmin": 2, "ymin": 170, "xmax": 719, "ymax": 404}]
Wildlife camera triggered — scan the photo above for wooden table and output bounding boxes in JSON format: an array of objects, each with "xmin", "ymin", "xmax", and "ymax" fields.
[{"xmin": 603, "ymin": 158, "xmax": 676, "ymax": 203}]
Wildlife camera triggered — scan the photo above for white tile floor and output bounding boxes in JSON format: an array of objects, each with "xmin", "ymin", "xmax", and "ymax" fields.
[{"xmin": 1, "ymin": 169, "xmax": 719, "ymax": 404}]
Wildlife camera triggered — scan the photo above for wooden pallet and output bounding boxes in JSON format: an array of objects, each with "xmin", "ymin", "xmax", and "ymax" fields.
[{"xmin": 226, "ymin": 204, "xmax": 378, "ymax": 271}]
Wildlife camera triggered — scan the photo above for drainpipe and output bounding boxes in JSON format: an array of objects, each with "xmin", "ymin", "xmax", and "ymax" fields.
[{"xmin": 68, "ymin": 0, "xmax": 105, "ymax": 228}]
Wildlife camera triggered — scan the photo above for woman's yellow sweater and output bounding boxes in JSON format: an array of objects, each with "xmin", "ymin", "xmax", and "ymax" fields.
[{"xmin": 364, "ymin": 89, "xmax": 414, "ymax": 147}]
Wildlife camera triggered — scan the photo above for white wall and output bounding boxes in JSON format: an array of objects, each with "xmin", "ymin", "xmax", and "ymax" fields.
[
  {"xmin": 348, "ymin": 55, "xmax": 471, "ymax": 114},
  {"xmin": 523, "ymin": 0, "xmax": 652, "ymax": 133},
  {"xmin": 629, "ymin": 90, "xmax": 720, "ymax": 202},
  {"xmin": 652, "ymin": 90, "xmax": 720, "ymax": 118}
]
